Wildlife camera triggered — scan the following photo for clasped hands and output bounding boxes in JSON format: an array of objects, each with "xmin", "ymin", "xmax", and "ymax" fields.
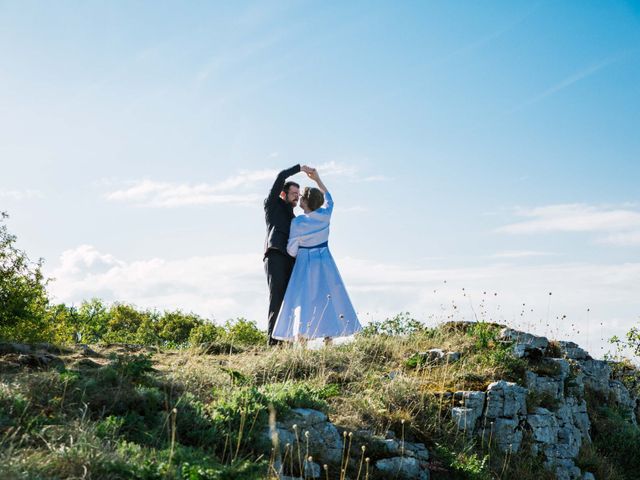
[{"xmin": 301, "ymin": 165, "xmax": 319, "ymax": 181}]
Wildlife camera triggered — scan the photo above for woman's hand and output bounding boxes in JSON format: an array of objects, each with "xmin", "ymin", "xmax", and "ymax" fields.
[{"xmin": 306, "ymin": 168, "xmax": 319, "ymax": 181}]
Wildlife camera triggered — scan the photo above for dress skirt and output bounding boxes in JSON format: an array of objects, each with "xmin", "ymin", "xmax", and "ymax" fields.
[{"xmin": 272, "ymin": 244, "xmax": 361, "ymax": 341}]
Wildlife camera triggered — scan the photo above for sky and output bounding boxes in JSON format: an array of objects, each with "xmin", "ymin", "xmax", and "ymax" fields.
[{"xmin": 1, "ymin": 0, "xmax": 639, "ymax": 358}]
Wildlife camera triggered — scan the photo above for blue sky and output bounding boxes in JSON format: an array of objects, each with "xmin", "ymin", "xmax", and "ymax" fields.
[{"xmin": 2, "ymin": 1, "xmax": 639, "ymax": 357}]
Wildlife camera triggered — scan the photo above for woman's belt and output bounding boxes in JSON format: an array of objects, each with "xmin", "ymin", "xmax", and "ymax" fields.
[{"xmin": 299, "ymin": 241, "xmax": 328, "ymax": 249}]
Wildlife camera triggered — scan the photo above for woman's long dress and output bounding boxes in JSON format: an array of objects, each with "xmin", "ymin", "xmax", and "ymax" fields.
[{"xmin": 271, "ymin": 191, "xmax": 361, "ymax": 341}]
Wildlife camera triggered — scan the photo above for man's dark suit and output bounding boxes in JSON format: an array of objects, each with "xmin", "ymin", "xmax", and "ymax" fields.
[{"xmin": 264, "ymin": 164, "xmax": 300, "ymax": 345}]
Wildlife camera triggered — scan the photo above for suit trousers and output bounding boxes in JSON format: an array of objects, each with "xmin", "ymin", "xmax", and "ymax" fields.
[{"xmin": 264, "ymin": 250, "xmax": 295, "ymax": 345}]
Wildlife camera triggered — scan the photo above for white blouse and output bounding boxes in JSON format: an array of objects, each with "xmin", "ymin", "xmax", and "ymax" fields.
[{"xmin": 287, "ymin": 191, "xmax": 334, "ymax": 257}]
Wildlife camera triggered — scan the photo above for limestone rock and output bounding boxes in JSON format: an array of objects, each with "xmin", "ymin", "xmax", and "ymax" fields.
[
  {"xmin": 558, "ymin": 341, "xmax": 590, "ymax": 360},
  {"xmin": 500, "ymin": 328, "xmax": 548, "ymax": 358},
  {"xmin": 375, "ymin": 456, "xmax": 429, "ymax": 480},
  {"xmin": 578, "ymin": 359, "xmax": 612, "ymax": 394},
  {"xmin": 485, "ymin": 380, "xmax": 527, "ymax": 418},
  {"xmin": 452, "ymin": 391, "xmax": 485, "ymax": 433},
  {"xmin": 527, "ymin": 407, "xmax": 558, "ymax": 444}
]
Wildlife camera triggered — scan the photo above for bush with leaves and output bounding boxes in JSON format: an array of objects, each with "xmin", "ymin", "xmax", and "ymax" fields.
[
  {"xmin": 0, "ymin": 212, "xmax": 51, "ymax": 342},
  {"xmin": 359, "ymin": 311, "xmax": 428, "ymax": 337}
]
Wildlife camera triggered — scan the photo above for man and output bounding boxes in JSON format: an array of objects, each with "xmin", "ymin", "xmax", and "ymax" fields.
[{"xmin": 264, "ymin": 164, "xmax": 313, "ymax": 345}]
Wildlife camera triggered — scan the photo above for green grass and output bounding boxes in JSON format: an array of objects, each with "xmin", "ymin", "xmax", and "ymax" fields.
[{"xmin": 1, "ymin": 322, "xmax": 639, "ymax": 479}]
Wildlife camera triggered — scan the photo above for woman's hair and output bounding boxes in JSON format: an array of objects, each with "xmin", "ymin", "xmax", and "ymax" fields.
[{"xmin": 301, "ymin": 187, "xmax": 324, "ymax": 211}]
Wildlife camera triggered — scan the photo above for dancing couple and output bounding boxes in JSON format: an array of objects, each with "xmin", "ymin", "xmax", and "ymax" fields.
[{"xmin": 263, "ymin": 165, "xmax": 361, "ymax": 346}]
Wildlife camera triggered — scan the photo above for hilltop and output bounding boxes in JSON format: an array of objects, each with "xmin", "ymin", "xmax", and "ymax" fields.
[{"xmin": 1, "ymin": 318, "xmax": 640, "ymax": 480}]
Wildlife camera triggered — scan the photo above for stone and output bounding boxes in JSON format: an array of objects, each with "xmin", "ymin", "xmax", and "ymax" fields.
[
  {"xmin": 452, "ymin": 407, "xmax": 477, "ymax": 432},
  {"xmin": 269, "ymin": 408, "xmax": 344, "ymax": 465},
  {"xmin": 375, "ymin": 456, "xmax": 429, "ymax": 480},
  {"xmin": 290, "ymin": 408, "xmax": 328, "ymax": 425},
  {"xmin": 578, "ymin": 359, "xmax": 612, "ymax": 394},
  {"xmin": 525, "ymin": 371, "xmax": 564, "ymax": 400},
  {"xmin": 500, "ymin": 328, "xmax": 549, "ymax": 358},
  {"xmin": 446, "ymin": 351, "xmax": 461, "ymax": 363},
  {"xmin": 304, "ymin": 459, "xmax": 321, "ymax": 479},
  {"xmin": 483, "ymin": 417, "xmax": 523, "ymax": 452},
  {"xmin": 558, "ymin": 341, "xmax": 589, "ymax": 360},
  {"xmin": 485, "ymin": 380, "xmax": 527, "ymax": 419},
  {"xmin": 608, "ymin": 379, "xmax": 638, "ymax": 424},
  {"xmin": 404, "ymin": 441, "xmax": 429, "ymax": 461},
  {"xmin": 0, "ymin": 343, "xmax": 31, "ymax": 355},
  {"xmin": 452, "ymin": 391, "xmax": 486, "ymax": 434},
  {"xmin": 412, "ymin": 349, "xmax": 460, "ymax": 366},
  {"xmin": 566, "ymin": 397, "xmax": 591, "ymax": 442},
  {"xmin": 582, "ymin": 472, "xmax": 596, "ymax": 480},
  {"xmin": 527, "ymin": 407, "xmax": 558, "ymax": 444},
  {"xmin": 499, "ymin": 328, "xmax": 549, "ymax": 349}
]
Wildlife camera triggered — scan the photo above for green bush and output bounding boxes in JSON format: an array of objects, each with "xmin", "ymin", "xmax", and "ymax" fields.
[
  {"xmin": 359, "ymin": 312, "xmax": 427, "ymax": 336},
  {"xmin": 222, "ymin": 318, "xmax": 267, "ymax": 346},
  {"xmin": 0, "ymin": 212, "xmax": 51, "ymax": 342}
]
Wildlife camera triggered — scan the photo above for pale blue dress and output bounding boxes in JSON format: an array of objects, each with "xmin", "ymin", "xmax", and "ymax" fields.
[{"xmin": 272, "ymin": 191, "xmax": 361, "ymax": 341}]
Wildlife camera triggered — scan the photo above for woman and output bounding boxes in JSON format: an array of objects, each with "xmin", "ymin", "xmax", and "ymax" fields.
[{"xmin": 271, "ymin": 169, "xmax": 361, "ymax": 343}]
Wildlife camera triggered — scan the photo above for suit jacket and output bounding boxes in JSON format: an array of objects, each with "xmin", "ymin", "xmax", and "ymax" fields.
[{"xmin": 264, "ymin": 164, "xmax": 301, "ymax": 257}]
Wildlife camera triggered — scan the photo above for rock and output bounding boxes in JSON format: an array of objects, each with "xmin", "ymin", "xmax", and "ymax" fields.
[
  {"xmin": 446, "ymin": 351, "xmax": 461, "ymax": 363},
  {"xmin": 500, "ymin": 328, "xmax": 549, "ymax": 349},
  {"xmin": 0, "ymin": 343, "xmax": 32, "ymax": 355},
  {"xmin": 558, "ymin": 341, "xmax": 590, "ymax": 360},
  {"xmin": 290, "ymin": 408, "xmax": 328, "ymax": 425},
  {"xmin": 75, "ymin": 358, "xmax": 101, "ymax": 369},
  {"xmin": 304, "ymin": 459, "xmax": 321, "ymax": 478},
  {"xmin": 375, "ymin": 456, "xmax": 429, "ymax": 480},
  {"xmin": 581, "ymin": 472, "xmax": 596, "ymax": 480},
  {"xmin": 15, "ymin": 353, "xmax": 64, "ymax": 370},
  {"xmin": 608, "ymin": 380, "xmax": 637, "ymax": 424},
  {"xmin": 270, "ymin": 408, "xmax": 343, "ymax": 465},
  {"xmin": 578, "ymin": 359, "xmax": 612, "ymax": 394},
  {"xmin": 485, "ymin": 380, "xmax": 527, "ymax": 419},
  {"xmin": 527, "ymin": 407, "xmax": 558, "ymax": 444},
  {"xmin": 500, "ymin": 328, "xmax": 549, "ymax": 358},
  {"xmin": 451, "ymin": 391, "xmax": 486, "ymax": 434},
  {"xmin": 490, "ymin": 417, "xmax": 523, "ymax": 452},
  {"xmin": 410, "ymin": 349, "xmax": 461, "ymax": 366},
  {"xmin": 566, "ymin": 397, "xmax": 591, "ymax": 442},
  {"xmin": 452, "ymin": 407, "xmax": 477, "ymax": 432},
  {"xmin": 404, "ymin": 441, "xmax": 429, "ymax": 461},
  {"xmin": 525, "ymin": 371, "xmax": 564, "ymax": 401},
  {"xmin": 565, "ymin": 371, "xmax": 585, "ymax": 399}
]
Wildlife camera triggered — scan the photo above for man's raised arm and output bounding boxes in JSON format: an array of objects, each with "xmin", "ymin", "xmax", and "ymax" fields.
[{"xmin": 265, "ymin": 164, "xmax": 311, "ymax": 205}]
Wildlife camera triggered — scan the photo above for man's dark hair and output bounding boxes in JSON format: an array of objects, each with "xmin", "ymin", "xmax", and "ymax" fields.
[{"xmin": 283, "ymin": 181, "xmax": 300, "ymax": 193}]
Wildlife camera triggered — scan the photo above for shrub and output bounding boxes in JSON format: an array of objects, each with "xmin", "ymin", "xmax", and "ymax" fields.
[
  {"xmin": 189, "ymin": 322, "xmax": 223, "ymax": 346},
  {"xmin": 359, "ymin": 312, "xmax": 427, "ymax": 336},
  {"xmin": 222, "ymin": 318, "xmax": 267, "ymax": 346},
  {"xmin": 0, "ymin": 212, "xmax": 51, "ymax": 342}
]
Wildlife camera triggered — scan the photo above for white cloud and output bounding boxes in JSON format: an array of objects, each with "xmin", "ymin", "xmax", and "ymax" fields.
[
  {"xmin": 316, "ymin": 161, "xmax": 389, "ymax": 183},
  {"xmin": 597, "ymin": 231, "xmax": 640, "ymax": 246},
  {"xmin": 47, "ymin": 245, "xmax": 640, "ymax": 359},
  {"xmin": 498, "ymin": 203, "xmax": 640, "ymax": 234},
  {"xmin": 105, "ymin": 169, "xmax": 277, "ymax": 207},
  {"xmin": 490, "ymin": 250, "xmax": 556, "ymax": 259},
  {"xmin": 104, "ymin": 164, "xmax": 387, "ymax": 208},
  {"xmin": 0, "ymin": 189, "xmax": 44, "ymax": 200}
]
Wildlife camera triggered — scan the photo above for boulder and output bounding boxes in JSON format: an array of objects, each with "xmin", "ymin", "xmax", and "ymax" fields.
[
  {"xmin": 375, "ymin": 456, "xmax": 429, "ymax": 480},
  {"xmin": 485, "ymin": 380, "xmax": 527, "ymax": 419}
]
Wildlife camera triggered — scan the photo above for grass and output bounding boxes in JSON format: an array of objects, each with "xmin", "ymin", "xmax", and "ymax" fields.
[{"xmin": 0, "ymin": 321, "xmax": 638, "ymax": 479}]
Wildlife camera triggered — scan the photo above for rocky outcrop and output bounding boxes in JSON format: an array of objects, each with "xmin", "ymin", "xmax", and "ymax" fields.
[
  {"xmin": 266, "ymin": 408, "xmax": 431, "ymax": 479},
  {"xmin": 266, "ymin": 326, "xmax": 639, "ymax": 480},
  {"xmin": 451, "ymin": 328, "xmax": 640, "ymax": 480}
]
